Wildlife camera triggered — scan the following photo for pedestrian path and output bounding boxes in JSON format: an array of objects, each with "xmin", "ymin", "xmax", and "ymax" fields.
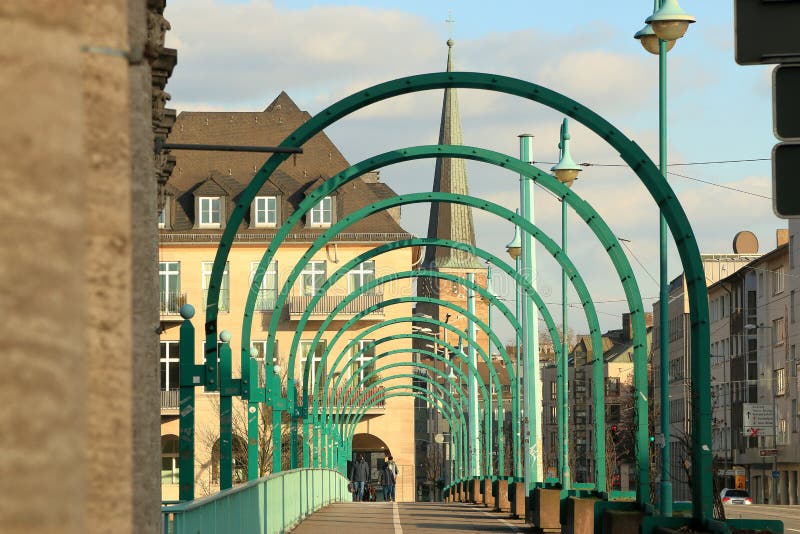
[{"xmin": 290, "ymin": 501, "xmax": 528, "ymax": 533}]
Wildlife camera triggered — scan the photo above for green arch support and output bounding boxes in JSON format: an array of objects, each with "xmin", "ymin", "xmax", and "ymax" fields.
[{"xmin": 205, "ymin": 71, "xmax": 710, "ymax": 521}]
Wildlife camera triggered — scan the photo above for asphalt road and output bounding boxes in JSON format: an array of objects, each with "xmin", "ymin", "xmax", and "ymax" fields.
[
  {"xmin": 724, "ymin": 504, "xmax": 800, "ymax": 533},
  {"xmin": 291, "ymin": 501, "xmax": 528, "ymax": 533}
]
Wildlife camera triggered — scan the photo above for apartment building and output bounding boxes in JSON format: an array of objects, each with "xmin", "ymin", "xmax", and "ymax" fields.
[
  {"xmin": 158, "ymin": 92, "xmax": 417, "ymax": 501},
  {"xmin": 652, "ymin": 246, "xmax": 762, "ymax": 502},
  {"xmin": 541, "ymin": 313, "xmax": 652, "ymax": 491}
]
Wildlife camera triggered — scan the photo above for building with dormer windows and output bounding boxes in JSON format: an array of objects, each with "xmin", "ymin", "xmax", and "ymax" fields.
[{"xmin": 158, "ymin": 92, "xmax": 417, "ymax": 501}]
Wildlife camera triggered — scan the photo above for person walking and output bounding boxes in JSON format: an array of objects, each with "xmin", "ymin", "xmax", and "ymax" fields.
[
  {"xmin": 383, "ymin": 456, "xmax": 398, "ymax": 502},
  {"xmin": 350, "ymin": 455, "xmax": 369, "ymax": 502}
]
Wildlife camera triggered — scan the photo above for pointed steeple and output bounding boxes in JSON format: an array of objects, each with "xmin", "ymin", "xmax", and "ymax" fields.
[{"xmin": 422, "ymin": 39, "xmax": 483, "ymax": 270}]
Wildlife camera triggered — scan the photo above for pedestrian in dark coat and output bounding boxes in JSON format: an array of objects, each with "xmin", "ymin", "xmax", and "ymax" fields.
[{"xmin": 350, "ymin": 455, "xmax": 369, "ymax": 501}]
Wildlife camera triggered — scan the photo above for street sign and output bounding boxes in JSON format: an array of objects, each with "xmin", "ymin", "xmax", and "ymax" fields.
[
  {"xmin": 743, "ymin": 403, "xmax": 775, "ymax": 435},
  {"xmin": 760, "ymin": 449, "xmax": 778, "ymax": 457},
  {"xmin": 735, "ymin": 0, "xmax": 800, "ymax": 65},
  {"xmin": 772, "ymin": 470, "xmax": 780, "ymax": 479}
]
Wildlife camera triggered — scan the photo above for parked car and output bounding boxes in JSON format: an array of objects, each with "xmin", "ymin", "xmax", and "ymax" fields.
[{"xmin": 719, "ymin": 488, "xmax": 752, "ymax": 505}]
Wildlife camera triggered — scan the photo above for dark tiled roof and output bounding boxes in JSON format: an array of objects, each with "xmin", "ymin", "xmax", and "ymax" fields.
[{"xmin": 161, "ymin": 92, "xmax": 411, "ymax": 239}]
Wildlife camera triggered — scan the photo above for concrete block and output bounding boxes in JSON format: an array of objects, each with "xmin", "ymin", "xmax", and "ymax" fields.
[
  {"xmin": 482, "ymin": 478, "xmax": 494, "ymax": 507},
  {"xmin": 602, "ymin": 508, "xmax": 643, "ymax": 534},
  {"xmin": 531, "ymin": 487, "xmax": 561, "ymax": 531},
  {"xmin": 509, "ymin": 481, "xmax": 526, "ymax": 518},
  {"xmin": 471, "ymin": 478, "xmax": 482, "ymax": 504},
  {"xmin": 494, "ymin": 479, "xmax": 510, "ymax": 512},
  {"xmin": 563, "ymin": 496, "xmax": 597, "ymax": 534}
]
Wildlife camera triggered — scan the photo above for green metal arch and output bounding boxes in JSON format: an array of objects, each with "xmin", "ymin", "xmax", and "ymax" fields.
[
  {"xmin": 272, "ymin": 195, "xmax": 607, "ymax": 399},
  {"xmin": 204, "ymin": 71, "xmax": 709, "ymax": 518},
  {"xmin": 321, "ymin": 361, "xmax": 467, "ymax": 471},
  {"xmin": 341, "ymin": 387, "xmax": 467, "ymax": 476}
]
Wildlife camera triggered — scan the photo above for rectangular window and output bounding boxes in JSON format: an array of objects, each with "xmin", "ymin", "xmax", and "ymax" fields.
[
  {"xmin": 159, "ymin": 261, "xmax": 181, "ymax": 314},
  {"xmin": 250, "ymin": 261, "xmax": 278, "ymax": 311},
  {"xmin": 550, "ymin": 406, "xmax": 557, "ymax": 425},
  {"xmin": 793, "ymin": 290, "xmax": 797, "ymax": 324},
  {"xmin": 350, "ymin": 340, "xmax": 376, "ymax": 384},
  {"xmin": 550, "ymin": 381, "xmax": 557, "ymax": 401},
  {"xmin": 158, "ymin": 206, "xmax": 167, "ymax": 229},
  {"xmin": 758, "ymin": 273, "xmax": 764, "ymax": 296},
  {"xmin": 348, "ymin": 261, "xmax": 376, "ymax": 293},
  {"xmin": 250, "ymin": 340, "xmax": 269, "ymax": 389},
  {"xmin": 160, "ymin": 340, "xmax": 180, "ymax": 391},
  {"xmin": 202, "ymin": 262, "xmax": 229, "ymax": 312},
  {"xmin": 300, "ymin": 340, "xmax": 328, "ymax": 395},
  {"xmin": 199, "ymin": 196, "xmax": 221, "ymax": 227},
  {"xmin": 253, "ymin": 196, "xmax": 277, "ymax": 227},
  {"xmin": 773, "ymin": 265, "xmax": 785, "ymax": 294},
  {"xmin": 575, "ymin": 405, "xmax": 587, "ymax": 425},
  {"xmin": 792, "ymin": 345, "xmax": 797, "ymax": 378},
  {"xmin": 300, "ymin": 261, "xmax": 326, "ymax": 296},
  {"xmin": 792, "ymin": 399, "xmax": 798, "ymax": 433},
  {"xmin": 776, "ymin": 367, "xmax": 787, "ymax": 396},
  {"xmin": 606, "ymin": 376, "xmax": 620, "ymax": 395},
  {"xmin": 773, "ymin": 317, "xmax": 786, "ymax": 346},
  {"xmin": 778, "ymin": 418, "xmax": 788, "ymax": 445},
  {"xmin": 607, "ymin": 404, "xmax": 621, "ymax": 424},
  {"xmin": 309, "ymin": 196, "xmax": 333, "ymax": 226}
]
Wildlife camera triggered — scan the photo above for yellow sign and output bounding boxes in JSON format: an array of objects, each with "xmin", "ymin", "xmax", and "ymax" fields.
[{"xmin": 734, "ymin": 465, "xmax": 746, "ymax": 490}]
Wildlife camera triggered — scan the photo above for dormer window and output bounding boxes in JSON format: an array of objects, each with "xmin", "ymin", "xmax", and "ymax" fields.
[
  {"xmin": 199, "ymin": 197, "xmax": 221, "ymax": 227},
  {"xmin": 309, "ymin": 196, "xmax": 333, "ymax": 227},
  {"xmin": 158, "ymin": 207, "xmax": 166, "ymax": 229},
  {"xmin": 253, "ymin": 196, "xmax": 278, "ymax": 227}
]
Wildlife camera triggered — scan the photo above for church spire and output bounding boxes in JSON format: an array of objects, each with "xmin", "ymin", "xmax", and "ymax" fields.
[{"xmin": 422, "ymin": 39, "xmax": 483, "ymax": 270}]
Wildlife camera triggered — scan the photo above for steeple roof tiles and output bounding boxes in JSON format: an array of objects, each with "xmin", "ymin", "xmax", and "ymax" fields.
[{"xmin": 422, "ymin": 40, "xmax": 483, "ymax": 270}]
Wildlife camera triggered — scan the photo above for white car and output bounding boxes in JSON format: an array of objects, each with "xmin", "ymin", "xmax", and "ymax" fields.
[{"xmin": 719, "ymin": 488, "xmax": 752, "ymax": 505}]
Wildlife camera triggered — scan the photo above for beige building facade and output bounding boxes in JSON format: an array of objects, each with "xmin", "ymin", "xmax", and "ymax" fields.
[{"xmin": 159, "ymin": 94, "xmax": 419, "ymax": 501}]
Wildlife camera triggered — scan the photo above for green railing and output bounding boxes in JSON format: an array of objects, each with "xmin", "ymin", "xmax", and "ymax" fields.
[{"xmin": 161, "ymin": 468, "xmax": 348, "ymax": 534}]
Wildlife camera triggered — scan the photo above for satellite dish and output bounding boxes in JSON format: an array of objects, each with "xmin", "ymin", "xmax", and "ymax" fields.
[
  {"xmin": 434, "ymin": 433, "xmax": 445, "ymax": 444},
  {"xmin": 732, "ymin": 231, "xmax": 758, "ymax": 254}
]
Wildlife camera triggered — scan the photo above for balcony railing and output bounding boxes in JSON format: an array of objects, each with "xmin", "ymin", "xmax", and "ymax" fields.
[
  {"xmin": 307, "ymin": 385, "xmax": 386, "ymax": 412},
  {"xmin": 160, "ymin": 291, "xmax": 187, "ymax": 315},
  {"xmin": 288, "ymin": 292, "xmax": 385, "ymax": 320},
  {"xmin": 161, "ymin": 389, "xmax": 179, "ymax": 410}
]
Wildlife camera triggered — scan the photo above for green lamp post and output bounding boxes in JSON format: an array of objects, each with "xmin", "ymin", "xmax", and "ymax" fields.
[
  {"xmin": 506, "ymin": 215, "xmax": 523, "ymax": 482},
  {"xmin": 551, "ymin": 118, "xmax": 582, "ymax": 491},
  {"xmin": 634, "ymin": 0, "xmax": 695, "ymax": 517}
]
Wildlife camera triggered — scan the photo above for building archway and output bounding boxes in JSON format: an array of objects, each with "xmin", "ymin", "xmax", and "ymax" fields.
[{"xmin": 351, "ymin": 433, "xmax": 396, "ymax": 501}]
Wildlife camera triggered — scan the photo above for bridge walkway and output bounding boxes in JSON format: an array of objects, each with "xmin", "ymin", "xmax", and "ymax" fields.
[{"xmin": 290, "ymin": 501, "xmax": 529, "ymax": 533}]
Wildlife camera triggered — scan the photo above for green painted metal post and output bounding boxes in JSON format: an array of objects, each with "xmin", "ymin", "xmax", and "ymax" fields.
[
  {"xmin": 488, "ymin": 264, "xmax": 503, "ymax": 478},
  {"xmin": 467, "ymin": 272, "xmax": 480, "ymax": 479},
  {"xmin": 519, "ymin": 134, "xmax": 542, "ymax": 490},
  {"xmin": 219, "ymin": 331, "xmax": 233, "ymax": 490},
  {"xmin": 514, "ymin": 250, "xmax": 522, "ymax": 480},
  {"xmin": 178, "ymin": 305, "xmax": 197, "ymax": 502},
  {"xmin": 272, "ymin": 408, "xmax": 282, "ymax": 473},
  {"xmin": 247, "ymin": 348, "xmax": 259, "ymax": 481},
  {"xmin": 560, "ymin": 193, "xmax": 571, "ymax": 490},
  {"xmin": 658, "ymin": 22, "xmax": 673, "ymax": 517}
]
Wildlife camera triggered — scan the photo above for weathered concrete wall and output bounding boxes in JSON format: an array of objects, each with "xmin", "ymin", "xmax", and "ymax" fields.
[
  {"xmin": 0, "ymin": 1, "xmax": 163, "ymax": 532},
  {"xmin": 0, "ymin": 3, "xmax": 87, "ymax": 533}
]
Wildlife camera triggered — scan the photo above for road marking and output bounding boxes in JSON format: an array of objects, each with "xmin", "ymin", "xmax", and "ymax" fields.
[
  {"xmin": 786, "ymin": 529, "xmax": 800, "ymax": 533},
  {"xmin": 480, "ymin": 510, "xmax": 520, "ymax": 532},
  {"xmin": 393, "ymin": 501, "xmax": 403, "ymax": 534}
]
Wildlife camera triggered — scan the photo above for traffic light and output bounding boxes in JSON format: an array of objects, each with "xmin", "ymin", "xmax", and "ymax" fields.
[{"xmin": 735, "ymin": 1, "xmax": 800, "ymax": 217}]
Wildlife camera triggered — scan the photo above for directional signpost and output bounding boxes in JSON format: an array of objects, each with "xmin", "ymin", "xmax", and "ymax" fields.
[{"xmin": 743, "ymin": 403, "xmax": 775, "ymax": 436}]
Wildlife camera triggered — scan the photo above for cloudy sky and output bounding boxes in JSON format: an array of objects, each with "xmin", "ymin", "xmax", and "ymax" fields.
[{"xmin": 164, "ymin": 0, "xmax": 780, "ymax": 343}]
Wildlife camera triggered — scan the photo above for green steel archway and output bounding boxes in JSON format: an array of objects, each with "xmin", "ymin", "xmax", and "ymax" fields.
[
  {"xmin": 279, "ymin": 236, "xmax": 606, "ymax": 484},
  {"xmin": 203, "ymin": 72, "xmax": 711, "ymax": 521}
]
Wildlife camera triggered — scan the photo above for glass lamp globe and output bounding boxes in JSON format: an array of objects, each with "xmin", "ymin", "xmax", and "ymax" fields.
[
  {"xmin": 634, "ymin": 24, "xmax": 675, "ymax": 55},
  {"xmin": 645, "ymin": 0, "xmax": 695, "ymax": 42}
]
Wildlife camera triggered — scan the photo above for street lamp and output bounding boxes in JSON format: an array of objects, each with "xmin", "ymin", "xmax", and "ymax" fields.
[
  {"xmin": 551, "ymin": 117, "xmax": 582, "ymax": 491},
  {"xmin": 744, "ymin": 322, "xmax": 778, "ymax": 504},
  {"xmin": 506, "ymin": 218, "xmax": 522, "ymax": 481},
  {"xmin": 633, "ymin": 0, "xmax": 694, "ymax": 517}
]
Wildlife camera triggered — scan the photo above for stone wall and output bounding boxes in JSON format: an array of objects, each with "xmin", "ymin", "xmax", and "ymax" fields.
[{"xmin": 0, "ymin": 1, "xmax": 174, "ymax": 532}]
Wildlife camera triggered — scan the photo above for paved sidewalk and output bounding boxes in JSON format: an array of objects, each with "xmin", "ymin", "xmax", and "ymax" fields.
[{"xmin": 291, "ymin": 501, "xmax": 529, "ymax": 533}]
